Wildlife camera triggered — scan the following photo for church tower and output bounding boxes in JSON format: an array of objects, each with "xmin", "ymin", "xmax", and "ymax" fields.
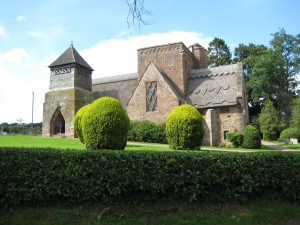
[{"xmin": 42, "ymin": 44, "xmax": 93, "ymax": 138}]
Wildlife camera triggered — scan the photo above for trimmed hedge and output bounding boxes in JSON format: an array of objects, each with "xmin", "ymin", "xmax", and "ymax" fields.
[
  {"xmin": 74, "ymin": 104, "xmax": 90, "ymax": 143},
  {"xmin": 280, "ymin": 127, "xmax": 300, "ymax": 141},
  {"xmin": 226, "ymin": 131, "xmax": 244, "ymax": 148},
  {"xmin": 242, "ymin": 125, "xmax": 261, "ymax": 149},
  {"xmin": 82, "ymin": 97, "xmax": 130, "ymax": 150},
  {"xmin": 127, "ymin": 120, "xmax": 167, "ymax": 144},
  {"xmin": 166, "ymin": 104, "xmax": 204, "ymax": 150},
  {"xmin": 2, "ymin": 147, "xmax": 300, "ymax": 209}
]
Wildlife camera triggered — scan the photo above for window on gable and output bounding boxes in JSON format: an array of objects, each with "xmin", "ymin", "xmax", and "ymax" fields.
[{"xmin": 146, "ymin": 81, "xmax": 157, "ymax": 112}]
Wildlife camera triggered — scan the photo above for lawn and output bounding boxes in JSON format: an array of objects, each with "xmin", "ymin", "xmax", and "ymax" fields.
[
  {"xmin": 1, "ymin": 199, "xmax": 300, "ymax": 225},
  {"xmin": 0, "ymin": 134, "xmax": 276, "ymax": 152},
  {"xmin": 273, "ymin": 141, "xmax": 300, "ymax": 150}
]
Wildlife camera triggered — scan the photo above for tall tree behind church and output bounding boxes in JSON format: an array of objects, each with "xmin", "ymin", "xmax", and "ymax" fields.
[{"xmin": 207, "ymin": 37, "xmax": 232, "ymax": 67}]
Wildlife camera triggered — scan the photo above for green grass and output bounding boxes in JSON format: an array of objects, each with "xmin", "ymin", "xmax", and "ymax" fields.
[
  {"xmin": 0, "ymin": 135, "xmax": 278, "ymax": 152},
  {"xmin": 272, "ymin": 141, "xmax": 300, "ymax": 150},
  {"xmin": 1, "ymin": 199, "xmax": 300, "ymax": 225}
]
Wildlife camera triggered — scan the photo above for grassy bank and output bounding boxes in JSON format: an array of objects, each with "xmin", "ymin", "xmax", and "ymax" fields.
[
  {"xmin": 1, "ymin": 199, "xmax": 300, "ymax": 225},
  {"xmin": 0, "ymin": 135, "xmax": 276, "ymax": 152}
]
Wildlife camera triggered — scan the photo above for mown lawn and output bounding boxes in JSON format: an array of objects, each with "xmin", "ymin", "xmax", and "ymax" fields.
[
  {"xmin": 273, "ymin": 141, "xmax": 300, "ymax": 150},
  {"xmin": 0, "ymin": 134, "xmax": 276, "ymax": 152},
  {"xmin": 1, "ymin": 199, "xmax": 300, "ymax": 225}
]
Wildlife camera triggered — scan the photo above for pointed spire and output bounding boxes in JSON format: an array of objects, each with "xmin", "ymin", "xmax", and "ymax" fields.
[{"xmin": 49, "ymin": 44, "xmax": 93, "ymax": 71}]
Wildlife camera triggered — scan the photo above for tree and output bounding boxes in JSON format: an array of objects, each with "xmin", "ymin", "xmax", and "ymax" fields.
[
  {"xmin": 234, "ymin": 29, "xmax": 300, "ymax": 125},
  {"xmin": 290, "ymin": 97, "xmax": 300, "ymax": 128},
  {"xmin": 126, "ymin": 0, "xmax": 152, "ymax": 31},
  {"xmin": 258, "ymin": 99, "xmax": 282, "ymax": 140},
  {"xmin": 207, "ymin": 37, "xmax": 232, "ymax": 67}
]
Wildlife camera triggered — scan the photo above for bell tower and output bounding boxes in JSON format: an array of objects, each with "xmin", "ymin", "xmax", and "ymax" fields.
[{"xmin": 42, "ymin": 44, "xmax": 94, "ymax": 138}]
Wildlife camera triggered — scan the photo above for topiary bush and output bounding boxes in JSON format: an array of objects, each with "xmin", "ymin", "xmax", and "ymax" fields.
[
  {"xmin": 226, "ymin": 131, "xmax": 244, "ymax": 148},
  {"xmin": 127, "ymin": 120, "xmax": 167, "ymax": 144},
  {"xmin": 242, "ymin": 125, "xmax": 261, "ymax": 149},
  {"xmin": 166, "ymin": 104, "xmax": 204, "ymax": 150},
  {"xmin": 74, "ymin": 104, "xmax": 90, "ymax": 143},
  {"xmin": 280, "ymin": 127, "xmax": 300, "ymax": 141},
  {"xmin": 82, "ymin": 97, "xmax": 130, "ymax": 150}
]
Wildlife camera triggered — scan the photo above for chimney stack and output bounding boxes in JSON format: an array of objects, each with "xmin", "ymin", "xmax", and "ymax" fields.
[{"xmin": 191, "ymin": 43, "xmax": 208, "ymax": 69}]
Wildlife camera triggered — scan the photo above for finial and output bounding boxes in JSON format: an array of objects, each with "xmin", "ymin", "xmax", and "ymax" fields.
[{"xmin": 71, "ymin": 41, "xmax": 73, "ymax": 47}]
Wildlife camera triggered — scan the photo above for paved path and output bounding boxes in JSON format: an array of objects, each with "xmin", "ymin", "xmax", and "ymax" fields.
[{"xmin": 261, "ymin": 140, "xmax": 299, "ymax": 151}]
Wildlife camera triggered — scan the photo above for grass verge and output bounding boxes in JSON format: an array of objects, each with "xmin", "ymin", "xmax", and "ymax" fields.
[
  {"xmin": 0, "ymin": 135, "xmax": 279, "ymax": 152},
  {"xmin": 1, "ymin": 199, "xmax": 300, "ymax": 225}
]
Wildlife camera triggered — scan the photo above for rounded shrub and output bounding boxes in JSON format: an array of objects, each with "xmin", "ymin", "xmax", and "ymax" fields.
[
  {"xmin": 74, "ymin": 104, "xmax": 90, "ymax": 143},
  {"xmin": 82, "ymin": 97, "xmax": 130, "ymax": 150},
  {"xmin": 242, "ymin": 125, "xmax": 261, "ymax": 149},
  {"xmin": 280, "ymin": 127, "xmax": 300, "ymax": 141},
  {"xmin": 166, "ymin": 104, "xmax": 204, "ymax": 150},
  {"xmin": 127, "ymin": 120, "xmax": 167, "ymax": 144},
  {"xmin": 226, "ymin": 131, "xmax": 244, "ymax": 148}
]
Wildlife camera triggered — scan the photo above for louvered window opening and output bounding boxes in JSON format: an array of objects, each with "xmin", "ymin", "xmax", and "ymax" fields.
[{"xmin": 146, "ymin": 81, "xmax": 157, "ymax": 112}]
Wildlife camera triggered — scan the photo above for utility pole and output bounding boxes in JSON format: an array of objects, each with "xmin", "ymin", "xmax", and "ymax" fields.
[{"xmin": 31, "ymin": 91, "xmax": 34, "ymax": 129}]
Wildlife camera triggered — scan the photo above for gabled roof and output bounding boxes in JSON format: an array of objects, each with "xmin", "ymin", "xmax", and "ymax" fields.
[
  {"xmin": 186, "ymin": 63, "xmax": 243, "ymax": 108},
  {"xmin": 92, "ymin": 73, "xmax": 138, "ymax": 108},
  {"xmin": 49, "ymin": 45, "xmax": 93, "ymax": 71}
]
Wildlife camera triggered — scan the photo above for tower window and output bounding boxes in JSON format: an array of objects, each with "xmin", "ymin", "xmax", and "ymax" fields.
[{"xmin": 146, "ymin": 81, "xmax": 157, "ymax": 112}]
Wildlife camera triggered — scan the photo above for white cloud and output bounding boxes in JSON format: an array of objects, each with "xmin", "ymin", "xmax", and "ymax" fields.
[
  {"xmin": 0, "ymin": 25, "xmax": 6, "ymax": 37},
  {"xmin": 0, "ymin": 31, "xmax": 212, "ymax": 124},
  {"xmin": 16, "ymin": 15, "xmax": 26, "ymax": 22},
  {"xmin": 26, "ymin": 31, "xmax": 45, "ymax": 38},
  {"xmin": 81, "ymin": 31, "xmax": 212, "ymax": 78}
]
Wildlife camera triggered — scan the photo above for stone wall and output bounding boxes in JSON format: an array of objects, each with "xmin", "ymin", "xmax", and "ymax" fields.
[
  {"xmin": 127, "ymin": 62, "xmax": 180, "ymax": 122},
  {"xmin": 137, "ymin": 42, "xmax": 194, "ymax": 98},
  {"xmin": 201, "ymin": 105, "xmax": 247, "ymax": 146},
  {"xmin": 42, "ymin": 89, "xmax": 92, "ymax": 138}
]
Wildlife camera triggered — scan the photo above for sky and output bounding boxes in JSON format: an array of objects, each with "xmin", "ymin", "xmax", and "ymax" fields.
[{"xmin": 0, "ymin": 0, "xmax": 299, "ymax": 124}]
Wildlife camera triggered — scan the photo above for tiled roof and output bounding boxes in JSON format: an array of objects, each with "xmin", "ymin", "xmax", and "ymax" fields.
[
  {"xmin": 49, "ymin": 45, "xmax": 94, "ymax": 71},
  {"xmin": 186, "ymin": 63, "xmax": 243, "ymax": 108},
  {"xmin": 92, "ymin": 73, "xmax": 138, "ymax": 108}
]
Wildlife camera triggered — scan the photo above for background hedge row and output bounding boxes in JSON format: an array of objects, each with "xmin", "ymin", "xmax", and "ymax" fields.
[{"xmin": 1, "ymin": 147, "xmax": 300, "ymax": 209}]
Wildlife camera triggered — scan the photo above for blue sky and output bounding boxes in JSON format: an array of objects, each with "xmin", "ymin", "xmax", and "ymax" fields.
[{"xmin": 0, "ymin": 0, "xmax": 299, "ymax": 123}]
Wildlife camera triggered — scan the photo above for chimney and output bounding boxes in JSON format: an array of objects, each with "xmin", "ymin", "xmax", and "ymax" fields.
[{"xmin": 191, "ymin": 43, "xmax": 208, "ymax": 69}]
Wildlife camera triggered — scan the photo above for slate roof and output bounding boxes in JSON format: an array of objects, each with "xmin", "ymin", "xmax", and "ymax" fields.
[
  {"xmin": 49, "ymin": 45, "xmax": 94, "ymax": 71},
  {"xmin": 186, "ymin": 63, "xmax": 243, "ymax": 108},
  {"xmin": 92, "ymin": 73, "xmax": 138, "ymax": 108}
]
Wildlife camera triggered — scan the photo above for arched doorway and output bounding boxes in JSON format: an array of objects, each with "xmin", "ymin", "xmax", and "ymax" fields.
[{"xmin": 50, "ymin": 108, "xmax": 65, "ymax": 136}]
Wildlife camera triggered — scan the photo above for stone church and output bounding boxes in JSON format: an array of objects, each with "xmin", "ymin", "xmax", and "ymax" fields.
[{"xmin": 42, "ymin": 42, "xmax": 249, "ymax": 146}]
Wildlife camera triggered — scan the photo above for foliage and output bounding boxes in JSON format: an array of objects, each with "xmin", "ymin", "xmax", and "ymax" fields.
[
  {"xmin": 166, "ymin": 104, "xmax": 204, "ymax": 150},
  {"xmin": 127, "ymin": 120, "xmax": 167, "ymax": 144},
  {"xmin": 208, "ymin": 37, "xmax": 232, "ymax": 67},
  {"xmin": 242, "ymin": 125, "xmax": 261, "ymax": 149},
  {"xmin": 2, "ymin": 147, "xmax": 300, "ymax": 210},
  {"xmin": 74, "ymin": 104, "xmax": 90, "ymax": 143},
  {"xmin": 235, "ymin": 29, "xmax": 300, "ymax": 125},
  {"xmin": 290, "ymin": 97, "xmax": 300, "ymax": 128},
  {"xmin": 226, "ymin": 131, "xmax": 244, "ymax": 147},
  {"xmin": 82, "ymin": 97, "xmax": 130, "ymax": 150},
  {"xmin": 258, "ymin": 99, "xmax": 282, "ymax": 140},
  {"xmin": 280, "ymin": 127, "xmax": 300, "ymax": 141}
]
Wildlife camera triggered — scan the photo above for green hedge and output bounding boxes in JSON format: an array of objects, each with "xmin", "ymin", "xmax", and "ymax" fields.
[
  {"xmin": 166, "ymin": 104, "xmax": 204, "ymax": 150},
  {"xmin": 127, "ymin": 120, "xmax": 167, "ymax": 144},
  {"xmin": 82, "ymin": 97, "xmax": 130, "ymax": 150},
  {"xmin": 242, "ymin": 125, "xmax": 261, "ymax": 149},
  {"xmin": 2, "ymin": 147, "xmax": 300, "ymax": 209},
  {"xmin": 280, "ymin": 127, "xmax": 300, "ymax": 141},
  {"xmin": 226, "ymin": 131, "xmax": 244, "ymax": 147}
]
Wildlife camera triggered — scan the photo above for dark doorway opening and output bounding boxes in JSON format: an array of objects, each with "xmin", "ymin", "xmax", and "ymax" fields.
[{"xmin": 51, "ymin": 109, "xmax": 65, "ymax": 136}]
